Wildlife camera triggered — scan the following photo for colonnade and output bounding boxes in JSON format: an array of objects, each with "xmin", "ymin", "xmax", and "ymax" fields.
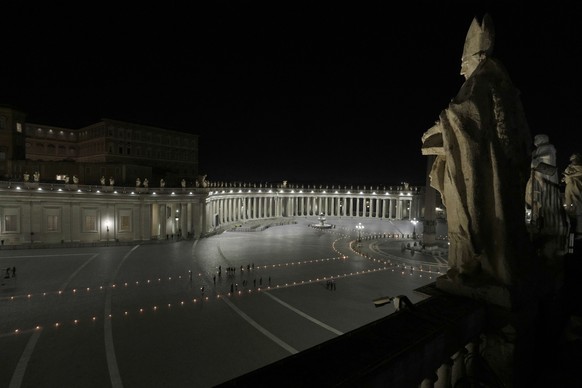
[
  {"xmin": 0, "ymin": 181, "xmax": 422, "ymax": 245},
  {"xmin": 207, "ymin": 188, "xmax": 421, "ymax": 229}
]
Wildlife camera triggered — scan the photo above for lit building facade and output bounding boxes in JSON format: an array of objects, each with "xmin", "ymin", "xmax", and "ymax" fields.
[
  {"xmin": 0, "ymin": 181, "xmax": 422, "ymax": 246},
  {"xmin": 0, "ymin": 105, "xmax": 199, "ymax": 186},
  {"xmin": 0, "ymin": 105, "xmax": 422, "ymax": 246}
]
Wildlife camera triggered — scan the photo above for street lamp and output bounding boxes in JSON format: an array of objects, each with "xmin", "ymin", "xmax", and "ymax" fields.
[
  {"xmin": 411, "ymin": 218, "xmax": 418, "ymax": 240},
  {"xmin": 356, "ymin": 222, "xmax": 364, "ymax": 242}
]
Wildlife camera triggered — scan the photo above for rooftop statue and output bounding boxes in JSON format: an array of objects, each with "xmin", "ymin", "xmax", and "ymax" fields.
[
  {"xmin": 525, "ymin": 134, "xmax": 569, "ymax": 257},
  {"xmin": 421, "ymin": 14, "xmax": 532, "ymax": 286},
  {"xmin": 563, "ymin": 153, "xmax": 582, "ymax": 237}
]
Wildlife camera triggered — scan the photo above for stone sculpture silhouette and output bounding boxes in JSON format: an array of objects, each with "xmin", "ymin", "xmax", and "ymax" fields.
[{"xmin": 421, "ymin": 14, "xmax": 531, "ymax": 286}]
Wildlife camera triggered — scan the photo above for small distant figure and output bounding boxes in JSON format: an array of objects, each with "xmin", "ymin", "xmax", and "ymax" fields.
[
  {"xmin": 136, "ymin": 178, "xmax": 141, "ymax": 187},
  {"xmin": 160, "ymin": 178, "xmax": 165, "ymax": 188},
  {"xmin": 143, "ymin": 178, "xmax": 149, "ymax": 188},
  {"xmin": 181, "ymin": 179, "xmax": 186, "ymax": 188},
  {"xmin": 100, "ymin": 176, "xmax": 106, "ymax": 185}
]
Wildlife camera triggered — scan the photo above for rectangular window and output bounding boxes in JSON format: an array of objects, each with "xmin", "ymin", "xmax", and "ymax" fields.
[
  {"xmin": 120, "ymin": 215, "xmax": 131, "ymax": 232},
  {"xmin": 47, "ymin": 215, "xmax": 59, "ymax": 232},
  {"xmin": 5, "ymin": 215, "xmax": 18, "ymax": 232},
  {"xmin": 84, "ymin": 216, "xmax": 97, "ymax": 232}
]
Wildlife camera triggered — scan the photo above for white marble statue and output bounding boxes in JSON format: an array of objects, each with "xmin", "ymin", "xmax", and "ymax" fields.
[
  {"xmin": 136, "ymin": 178, "xmax": 141, "ymax": 187},
  {"xmin": 100, "ymin": 176, "xmax": 106, "ymax": 185},
  {"xmin": 143, "ymin": 178, "xmax": 149, "ymax": 188},
  {"xmin": 421, "ymin": 14, "xmax": 532, "ymax": 286}
]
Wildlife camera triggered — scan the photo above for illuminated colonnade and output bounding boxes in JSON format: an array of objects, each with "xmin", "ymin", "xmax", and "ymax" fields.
[
  {"xmin": 0, "ymin": 182, "xmax": 421, "ymax": 245},
  {"xmin": 206, "ymin": 187, "xmax": 419, "ymax": 229}
]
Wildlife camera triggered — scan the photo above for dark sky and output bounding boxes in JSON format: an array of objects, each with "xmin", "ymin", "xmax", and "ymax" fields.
[{"xmin": 1, "ymin": 2, "xmax": 580, "ymax": 187}]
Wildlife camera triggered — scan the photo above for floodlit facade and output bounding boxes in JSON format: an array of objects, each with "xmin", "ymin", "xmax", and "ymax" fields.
[
  {"xmin": 0, "ymin": 105, "xmax": 422, "ymax": 246},
  {"xmin": 0, "ymin": 180, "xmax": 421, "ymax": 245}
]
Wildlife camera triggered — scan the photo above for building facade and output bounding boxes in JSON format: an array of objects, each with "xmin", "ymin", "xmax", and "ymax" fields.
[
  {"xmin": 0, "ymin": 105, "xmax": 199, "ymax": 186},
  {"xmin": 0, "ymin": 105, "xmax": 423, "ymax": 246},
  {"xmin": 0, "ymin": 180, "xmax": 422, "ymax": 246}
]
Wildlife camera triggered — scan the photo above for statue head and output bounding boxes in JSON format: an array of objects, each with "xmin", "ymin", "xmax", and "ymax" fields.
[
  {"xmin": 461, "ymin": 14, "xmax": 495, "ymax": 80},
  {"xmin": 571, "ymin": 153, "xmax": 582, "ymax": 164},
  {"xmin": 534, "ymin": 134, "xmax": 550, "ymax": 147},
  {"xmin": 462, "ymin": 14, "xmax": 494, "ymax": 60}
]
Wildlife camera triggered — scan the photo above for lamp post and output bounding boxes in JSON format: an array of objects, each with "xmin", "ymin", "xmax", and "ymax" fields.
[
  {"xmin": 356, "ymin": 222, "xmax": 364, "ymax": 243},
  {"xmin": 411, "ymin": 218, "xmax": 418, "ymax": 240}
]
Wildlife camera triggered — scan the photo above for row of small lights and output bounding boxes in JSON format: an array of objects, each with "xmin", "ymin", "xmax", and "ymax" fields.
[
  {"xmin": 318, "ymin": 226, "xmax": 445, "ymax": 276},
  {"xmin": 210, "ymin": 189, "xmax": 414, "ymax": 197},
  {"xmin": 2, "ymin": 230, "xmax": 434, "ymax": 336},
  {"xmin": 12, "ymin": 186, "xmax": 195, "ymax": 196},
  {"xmin": 319, "ymin": 225, "xmax": 446, "ymax": 275},
  {"xmin": 2, "ymin": 264, "xmax": 425, "ymax": 338},
  {"xmin": 349, "ymin": 239, "xmax": 446, "ymax": 275},
  {"xmin": 0, "ymin": 256, "xmax": 348, "ymax": 302}
]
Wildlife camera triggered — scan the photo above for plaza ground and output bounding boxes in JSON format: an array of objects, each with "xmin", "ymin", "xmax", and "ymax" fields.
[{"xmin": 1, "ymin": 217, "xmax": 447, "ymax": 387}]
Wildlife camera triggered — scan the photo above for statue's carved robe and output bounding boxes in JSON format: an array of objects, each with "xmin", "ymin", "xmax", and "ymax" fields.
[
  {"xmin": 564, "ymin": 163, "xmax": 582, "ymax": 216},
  {"xmin": 423, "ymin": 57, "xmax": 531, "ymax": 285}
]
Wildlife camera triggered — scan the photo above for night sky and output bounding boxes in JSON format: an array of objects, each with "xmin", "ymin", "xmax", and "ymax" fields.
[{"xmin": 1, "ymin": 2, "xmax": 579, "ymax": 187}]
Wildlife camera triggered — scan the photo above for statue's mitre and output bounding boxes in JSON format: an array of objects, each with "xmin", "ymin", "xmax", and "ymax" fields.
[{"xmin": 462, "ymin": 13, "xmax": 495, "ymax": 60}]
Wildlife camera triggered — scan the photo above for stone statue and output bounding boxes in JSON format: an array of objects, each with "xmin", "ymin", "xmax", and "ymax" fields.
[
  {"xmin": 109, "ymin": 177, "xmax": 114, "ymax": 186},
  {"xmin": 563, "ymin": 153, "xmax": 582, "ymax": 236},
  {"xmin": 64, "ymin": 175, "xmax": 70, "ymax": 184},
  {"xmin": 160, "ymin": 179, "xmax": 165, "ymax": 188},
  {"xmin": 23, "ymin": 172, "xmax": 29, "ymax": 182},
  {"xmin": 421, "ymin": 14, "xmax": 531, "ymax": 286},
  {"xmin": 136, "ymin": 178, "xmax": 141, "ymax": 187},
  {"xmin": 525, "ymin": 135, "xmax": 568, "ymax": 230},
  {"xmin": 73, "ymin": 175, "xmax": 79, "ymax": 184},
  {"xmin": 100, "ymin": 176, "xmax": 106, "ymax": 185},
  {"xmin": 143, "ymin": 178, "xmax": 149, "ymax": 188},
  {"xmin": 181, "ymin": 179, "xmax": 186, "ymax": 188},
  {"xmin": 196, "ymin": 175, "xmax": 208, "ymax": 188},
  {"xmin": 33, "ymin": 171, "xmax": 40, "ymax": 182}
]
